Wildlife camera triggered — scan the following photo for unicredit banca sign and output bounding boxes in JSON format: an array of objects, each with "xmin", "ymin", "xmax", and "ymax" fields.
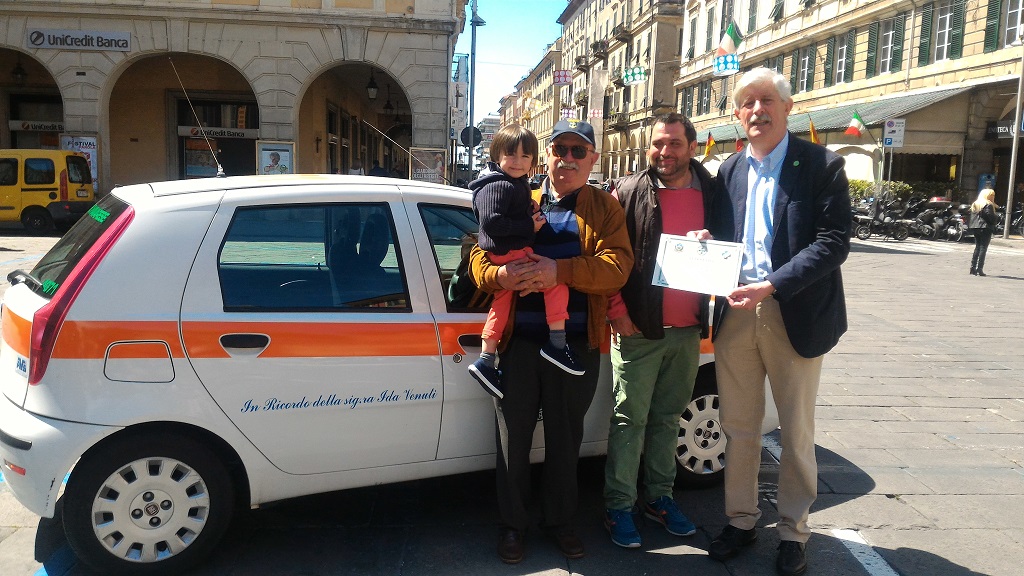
[{"xmin": 26, "ymin": 29, "xmax": 131, "ymax": 52}]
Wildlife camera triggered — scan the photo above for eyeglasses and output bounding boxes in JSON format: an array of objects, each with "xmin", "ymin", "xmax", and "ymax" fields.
[{"xmin": 551, "ymin": 144, "xmax": 594, "ymax": 160}]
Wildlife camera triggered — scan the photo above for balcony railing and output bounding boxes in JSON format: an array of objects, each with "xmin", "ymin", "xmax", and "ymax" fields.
[
  {"xmin": 608, "ymin": 111, "xmax": 629, "ymax": 129},
  {"xmin": 591, "ymin": 39, "xmax": 609, "ymax": 59},
  {"xmin": 575, "ymin": 55, "xmax": 589, "ymax": 71},
  {"xmin": 613, "ymin": 23, "xmax": 631, "ymax": 42}
]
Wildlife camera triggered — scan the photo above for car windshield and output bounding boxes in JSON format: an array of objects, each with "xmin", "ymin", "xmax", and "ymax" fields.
[{"xmin": 29, "ymin": 194, "xmax": 130, "ymax": 298}]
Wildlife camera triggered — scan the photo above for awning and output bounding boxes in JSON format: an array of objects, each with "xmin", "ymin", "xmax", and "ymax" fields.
[{"xmin": 703, "ymin": 86, "xmax": 972, "ymax": 143}]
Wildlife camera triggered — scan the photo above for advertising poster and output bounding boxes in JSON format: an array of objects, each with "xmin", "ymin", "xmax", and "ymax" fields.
[
  {"xmin": 184, "ymin": 138, "xmax": 219, "ymax": 178},
  {"xmin": 60, "ymin": 134, "xmax": 98, "ymax": 187},
  {"xmin": 256, "ymin": 140, "xmax": 294, "ymax": 175},
  {"xmin": 410, "ymin": 147, "xmax": 446, "ymax": 184}
]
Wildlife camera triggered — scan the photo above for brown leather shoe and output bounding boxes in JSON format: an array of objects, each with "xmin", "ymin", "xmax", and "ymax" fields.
[
  {"xmin": 497, "ymin": 527, "xmax": 524, "ymax": 564},
  {"xmin": 550, "ymin": 527, "xmax": 585, "ymax": 559}
]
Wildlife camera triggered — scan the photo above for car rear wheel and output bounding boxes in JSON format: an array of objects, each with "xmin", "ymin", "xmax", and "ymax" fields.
[
  {"xmin": 675, "ymin": 367, "xmax": 726, "ymax": 488},
  {"xmin": 21, "ymin": 207, "xmax": 54, "ymax": 233},
  {"xmin": 63, "ymin": 434, "xmax": 235, "ymax": 575}
]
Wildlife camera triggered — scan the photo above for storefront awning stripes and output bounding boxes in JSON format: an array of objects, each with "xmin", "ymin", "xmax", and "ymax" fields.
[{"xmin": 703, "ymin": 86, "xmax": 972, "ymax": 142}]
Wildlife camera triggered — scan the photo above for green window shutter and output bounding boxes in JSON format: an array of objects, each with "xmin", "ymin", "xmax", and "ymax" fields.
[
  {"xmin": 790, "ymin": 50, "xmax": 799, "ymax": 92},
  {"xmin": 866, "ymin": 22, "xmax": 879, "ymax": 79},
  {"xmin": 919, "ymin": 3, "xmax": 934, "ymax": 67},
  {"xmin": 949, "ymin": 0, "xmax": 966, "ymax": 59},
  {"xmin": 892, "ymin": 13, "xmax": 906, "ymax": 71},
  {"xmin": 984, "ymin": 0, "xmax": 1004, "ymax": 53},
  {"xmin": 824, "ymin": 36, "xmax": 835, "ymax": 88},
  {"xmin": 707, "ymin": 7, "xmax": 716, "ymax": 53},
  {"xmin": 846, "ymin": 29, "xmax": 856, "ymax": 81},
  {"xmin": 770, "ymin": 0, "xmax": 785, "ymax": 22},
  {"xmin": 749, "ymin": 0, "xmax": 759, "ymax": 33},
  {"xmin": 806, "ymin": 43, "xmax": 816, "ymax": 89}
]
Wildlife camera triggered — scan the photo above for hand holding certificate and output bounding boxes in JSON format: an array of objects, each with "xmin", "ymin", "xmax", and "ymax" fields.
[{"xmin": 652, "ymin": 234, "xmax": 742, "ymax": 295}]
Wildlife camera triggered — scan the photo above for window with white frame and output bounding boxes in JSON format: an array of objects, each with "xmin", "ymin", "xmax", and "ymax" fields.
[
  {"xmin": 834, "ymin": 34, "xmax": 848, "ymax": 83},
  {"xmin": 699, "ymin": 80, "xmax": 712, "ymax": 115},
  {"xmin": 1007, "ymin": 0, "xmax": 1024, "ymax": 47},
  {"xmin": 878, "ymin": 18, "xmax": 895, "ymax": 74},
  {"xmin": 798, "ymin": 46, "xmax": 813, "ymax": 92},
  {"xmin": 934, "ymin": 0, "xmax": 954, "ymax": 62},
  {"xmin": 706, "ymin": 7, "xmax": 716, "ymax": 53}
]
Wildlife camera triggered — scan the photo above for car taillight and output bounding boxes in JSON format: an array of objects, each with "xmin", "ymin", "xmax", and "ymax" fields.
[
  {"xmin": 59, "ymin": 169, "xmax": 69, "ymax": 202},
  {"xmin": 28, "ymin": 206, "xmax": 135, "ymax": 385}
]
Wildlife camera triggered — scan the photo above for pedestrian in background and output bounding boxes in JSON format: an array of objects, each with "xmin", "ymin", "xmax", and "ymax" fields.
[
  {"xmin": 469, "ymin": 118, "xmax": 632, "ymax": 565},
  {"xmin": 602, "ymin": 112, "xmax": 713, "ymax": 549},
  {"xmin": 969, "ymin": 188, "xmax": 998, "ymax": 276},
  {"xmin": 706, "ymin": 67, "xmax": 851, "ymax": 576}
]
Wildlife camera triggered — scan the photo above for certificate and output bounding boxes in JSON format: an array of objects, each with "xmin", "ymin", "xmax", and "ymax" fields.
[{"xmin": 652, "ymin": 234, "xmax": 743, "ymax": 295}]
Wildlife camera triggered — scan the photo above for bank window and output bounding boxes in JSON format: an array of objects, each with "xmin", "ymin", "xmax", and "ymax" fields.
[
  {"xmin": 934, "ymin": 0, "xmax": 954, "ymax": 61},
  {"xmin": 798, "ymin": 45, "xmax": 814, "ymax": 92},
  {"xmin": 878, "ymin": 19, "xmax": 895, "ymax": 74},
  {"xmin": 218, "ymin": 204, "xmax": 409, "ymax": 311}
]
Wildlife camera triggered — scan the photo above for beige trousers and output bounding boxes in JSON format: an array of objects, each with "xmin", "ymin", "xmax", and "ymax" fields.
[{"xmin": 715, "ymin": 296, "xmax": 823, "ymax": 543}]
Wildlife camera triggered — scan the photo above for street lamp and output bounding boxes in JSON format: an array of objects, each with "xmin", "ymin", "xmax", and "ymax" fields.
[
  {"xmin": 366, "ymin": 70, "xmax": 379, "ymax": 101},
  {"xmin": 468, "ymin": 0, "xmax": 485, "ymax": 173},
  {"xmin": 1004, "ymin": 34, "xmax": 1024, "ymax": 238}
]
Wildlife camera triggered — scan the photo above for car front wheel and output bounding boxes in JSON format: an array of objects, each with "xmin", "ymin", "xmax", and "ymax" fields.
[
  {"xmin": 675, "ymin": 367, "xmax": 726, "ymax": 488},
  {"xmin": 63, "ymin": 433, "xmax": 235, "ymax": 575}
]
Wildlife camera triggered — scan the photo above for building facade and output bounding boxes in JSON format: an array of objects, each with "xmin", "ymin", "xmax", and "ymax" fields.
[
  {"xmin": 512, "ymin": 39, "xmax": 563, "ymax": 172},
  {"xmin": 676, "ymin": 0, "xmax": 1024, "ymax": 202},
  {"xmin": 1, "ymin": 0, "xmax": 467, "ymax": 193}
]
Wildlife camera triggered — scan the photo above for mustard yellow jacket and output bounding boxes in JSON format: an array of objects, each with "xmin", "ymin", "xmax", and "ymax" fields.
[{"xmin": 469, "ymin": 184, "xmax": 634, "ymax": 350}]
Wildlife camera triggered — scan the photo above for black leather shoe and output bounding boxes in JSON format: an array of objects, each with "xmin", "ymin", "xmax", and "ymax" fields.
[
  {"xmin": 977, "ymin": 271, "xmax": 987, "ymax": 277},
  {"xmin": 549, "ymin": 527, "xmax": 585, "ymax": 559},
  {"xmin": 776, "ymin": 540, "xmax": 807, "ymax": 576},
  {"xmin": 708, "ymin": 525, "xmax": 757, "ymax": 561},
  {"xmin": 498, "ymin": 527, "xmax": 524, "ymax": 564}
]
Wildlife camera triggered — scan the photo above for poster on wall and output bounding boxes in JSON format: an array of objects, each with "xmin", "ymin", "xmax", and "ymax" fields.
[
  {"xmin": 410, "ymin": 147, "xmax": 446, "ymax": 184},
  {"xmin": 256, "ymin": 140, "xmax": 294, "ymax": 175},
  {"xmin": 184, "ymin": 138, "xmax": 220, "ymax": 179},
  {"xmin": 60, "ymin": 134, "xmax": 99, "ymax": 189}
]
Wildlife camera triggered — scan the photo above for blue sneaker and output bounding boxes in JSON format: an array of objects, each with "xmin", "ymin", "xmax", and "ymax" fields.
[
  {"xmin": 644, "ymin": 495, "xmax": 696, "ymax": 536},
  {"xmin": 540, "ymin": 342, "xmax": 585, "ymax": 375},
  {"xmin": 468, "ymin": 359, "xmax": 503, "ymax": 399},
  {"xmin": 604, "ymin": 508, "xmax": 641, "ymax": 548}
]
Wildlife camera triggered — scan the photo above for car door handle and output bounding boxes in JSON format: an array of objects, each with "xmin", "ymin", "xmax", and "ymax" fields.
[
  {"xmin": 219, "ymin": 333, "xmax": 270, "ymax": 356},
  {"xmin": 457, "ymin": 334, "xmax": 482, "ymax": 354}
]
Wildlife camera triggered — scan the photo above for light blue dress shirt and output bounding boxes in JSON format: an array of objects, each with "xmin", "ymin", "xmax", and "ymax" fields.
[{"xmin": 739, "ymin": 133, "xmax": 790, "ymax": 284}]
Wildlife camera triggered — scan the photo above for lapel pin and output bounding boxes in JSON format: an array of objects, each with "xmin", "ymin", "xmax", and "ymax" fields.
[{"xmin": 793, "ymin": 160, "xmax": 800, "ymax": 167}]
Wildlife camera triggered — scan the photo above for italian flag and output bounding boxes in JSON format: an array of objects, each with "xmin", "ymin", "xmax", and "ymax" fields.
[
  {"xmin": 716, "ymin": 21, "xmax": 743, "ymax": 57},
  {"xmin": 845, "ymin": 111, "xmax": 865, "ymax": 137}
]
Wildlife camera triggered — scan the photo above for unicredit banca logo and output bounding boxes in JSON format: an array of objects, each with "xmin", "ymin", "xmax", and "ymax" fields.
[{"xmin": 29, "ymin": 31, "xmax": 44, "ymax": 46}]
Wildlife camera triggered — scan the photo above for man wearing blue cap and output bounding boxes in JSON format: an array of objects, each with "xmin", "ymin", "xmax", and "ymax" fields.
[{"xmin": 469, "ymin": 118, "xmax": 633, "ymax": 564}]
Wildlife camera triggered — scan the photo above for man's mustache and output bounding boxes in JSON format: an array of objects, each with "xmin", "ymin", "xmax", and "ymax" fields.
[
  {"xmin": 749, "ymin": 114, "xmax": 771, "ymax": 125},
  {"xmin": 556, "ymin": 160, "xmax": 579, "ymax": 170}
]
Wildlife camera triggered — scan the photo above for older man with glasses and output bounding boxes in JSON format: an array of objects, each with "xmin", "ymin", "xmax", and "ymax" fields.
[{"xmin": 469, "ymin": 118, "xmax": 633, "ymax": 564}]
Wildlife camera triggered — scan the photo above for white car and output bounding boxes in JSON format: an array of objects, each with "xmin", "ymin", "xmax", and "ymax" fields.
[{"xmin": 0, "ymin": 175, "xmax": 777, "ymax": 574}]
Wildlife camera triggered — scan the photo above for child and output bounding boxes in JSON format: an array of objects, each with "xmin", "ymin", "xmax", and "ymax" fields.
[{"xmin": 468, "ymin": 125, "xmax": 583, "ymax": 399}]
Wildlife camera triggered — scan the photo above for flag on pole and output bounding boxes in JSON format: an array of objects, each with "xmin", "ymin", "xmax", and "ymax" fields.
[
  {"xmin": 704, "ymin": 133, "xmax": 716, "ymax": 157},
  {"xmin": 809, "ymin": 119, "xmax": 820, "ymax": 144},
  {"xmin": 713, "ymin": 21, "xmax": 744, "ymax": 77},
  {"xmin": 845, "ymin": 111, "xmax": 865, "ymax": 137},
  {"xmin": 736, "ymin": 139, "xmax": 744, "ymax": 152}
]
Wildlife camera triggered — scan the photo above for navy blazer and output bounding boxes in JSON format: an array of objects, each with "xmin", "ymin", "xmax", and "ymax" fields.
[{"xmin": 709, "ymin": 133, "xmax": 851, "ymax": 358}]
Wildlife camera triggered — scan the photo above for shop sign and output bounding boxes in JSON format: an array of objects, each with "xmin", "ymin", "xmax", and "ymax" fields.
[
  {"xmin": 177, "ymin": 126, "xmax": 259, "ymax": 139},
  {"xmin": 26, "ymin": 28, "xmax": 131, "ymax": 52},
  {"xmin": 986, "ymin": 120, "xmax": 1024, "ymax": 140},
  {"xmin": 9, "ymin": 120, "xmax": 65, "ymax": 132}
]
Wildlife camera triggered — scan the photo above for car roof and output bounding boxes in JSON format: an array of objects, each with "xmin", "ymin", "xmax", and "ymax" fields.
[{"xmin": 111, "ymin": 174, "xmax": 472, "ymax": 204}]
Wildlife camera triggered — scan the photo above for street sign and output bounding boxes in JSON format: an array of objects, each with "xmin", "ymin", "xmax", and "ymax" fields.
[
  {"xmin": 460, "ymin": 126, "xmax": 482, "ymax": 147},
  {"xmin": 883, "ymin": 118, "xmax": 905, "ymax": 148}
]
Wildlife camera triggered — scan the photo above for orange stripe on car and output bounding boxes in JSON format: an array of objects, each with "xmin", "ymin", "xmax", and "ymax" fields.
[
  {"xmin": 180, "ymin": 322, "xmax": 440, "ymax": 358},
  {"xmin": 53, "ymin": 321, "xmax": 184, "ymax": 358},
  {"xmin": 1, "ymin": 305, "xmax": 31, "ymax": 357}
]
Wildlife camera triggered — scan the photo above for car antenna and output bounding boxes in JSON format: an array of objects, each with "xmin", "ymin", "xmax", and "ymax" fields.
[{"xmin": 168, "ymin": 57, "xmax": 225, "ymax": 177}]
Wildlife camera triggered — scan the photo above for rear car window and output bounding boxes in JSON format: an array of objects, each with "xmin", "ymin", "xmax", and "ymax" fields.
[
  {"xmin": 66, "ymin": 156, "xmax": 92, "ymax": 184},
  {"xmin": 218, "ymin": 203, "xmax": 409, "ymax": 311},
  {"xmin": 29, "ymin": 195, "xmax": 130, "ymax": 298},
  {"xmin": 0, "ymin": 158, "xmax": 16, "ymax": 185}
]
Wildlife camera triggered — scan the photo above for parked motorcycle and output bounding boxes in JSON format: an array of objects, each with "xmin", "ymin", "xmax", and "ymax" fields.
[
  {"xmin": 854, "ymin": 196, "xmax": 910, "ymax": 241},
  {"xmin": 994, "ymin": 202, "xmax": 1024, "ymax": 236}
]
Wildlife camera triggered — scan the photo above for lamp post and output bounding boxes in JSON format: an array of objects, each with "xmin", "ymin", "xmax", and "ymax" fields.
[
  {"xmin": 1004, "ymin": 35, "xmax": 1024, "ymax": 238},
  {"xmin": 468, "ymin": 0, "xmax": 485, "ymax": 173}
]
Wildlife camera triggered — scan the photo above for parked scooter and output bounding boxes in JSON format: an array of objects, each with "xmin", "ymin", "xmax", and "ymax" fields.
[
  {"xmin": 854, "ymin": 195, "xmax": 910, "ymax": 241},
  {"xmin": 995, "ymin": 202, "xmax": 1024, "ymax": 236}
]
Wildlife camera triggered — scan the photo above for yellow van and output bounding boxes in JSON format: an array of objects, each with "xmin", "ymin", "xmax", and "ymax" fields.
[{"xmin": 0, "ymin": 149, "xmax": 96, "ymax": 232}]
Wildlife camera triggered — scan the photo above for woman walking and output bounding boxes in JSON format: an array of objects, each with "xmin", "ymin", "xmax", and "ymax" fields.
[{"xmin": 968, "ymin": 188, "xmax": 998, "ymax": 276}]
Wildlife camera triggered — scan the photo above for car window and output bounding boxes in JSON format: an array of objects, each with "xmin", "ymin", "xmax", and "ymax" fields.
[
  {"xmin": 419, "ymin": 204, "xmax": 489, "ymax": 312},
  {"xmin": 0, "ymin": 158, "xmax": 16, "ymax": 185},
  {"xmin": 218, "ymin": 203, "xmax": 409, "ymax": 311},
  {"xmin": 66, "ymin": 156, "xmax": 92, "ymax": 184},
  {"xmin": 24, "ymin": 158, "xmax": 55, "ymax": 185}
]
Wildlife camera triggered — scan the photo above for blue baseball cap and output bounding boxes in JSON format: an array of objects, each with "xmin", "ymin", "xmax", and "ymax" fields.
[{"xmin": 550, "ymin": 119, "xmax": 596, "ymax": 147}]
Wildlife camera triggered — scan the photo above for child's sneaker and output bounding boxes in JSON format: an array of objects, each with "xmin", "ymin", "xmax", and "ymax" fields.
[
  {"xmin": 540, "ymin": 342, "xmax": 585, "ymax": 375},
  {"xmin": 469, "ymin": 359, "xmax": 503, "ymax": 399}
]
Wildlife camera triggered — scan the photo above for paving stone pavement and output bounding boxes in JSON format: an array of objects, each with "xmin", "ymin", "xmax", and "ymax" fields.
[{"xmin": 0, "ymin": 231, "xmax": 1022, "ymax": 575}]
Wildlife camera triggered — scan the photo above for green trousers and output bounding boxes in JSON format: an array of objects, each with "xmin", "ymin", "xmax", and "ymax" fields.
[{"xmin": 603, "ymin": 326, "xmax": 700, "ymax": 511}]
